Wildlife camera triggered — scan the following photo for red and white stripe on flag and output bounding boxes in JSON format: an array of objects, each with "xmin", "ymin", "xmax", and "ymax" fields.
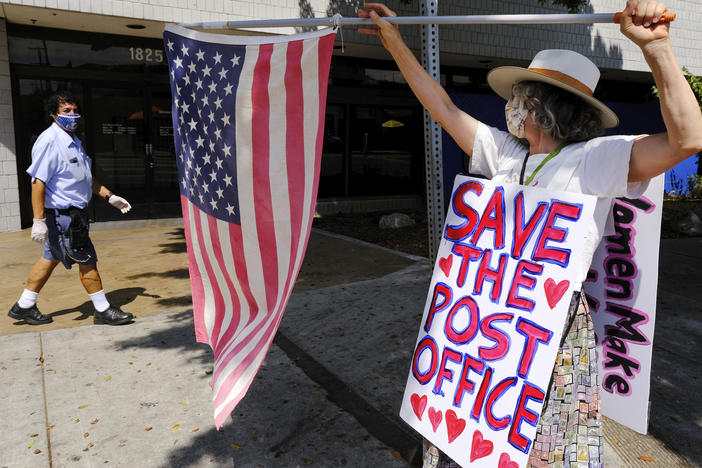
[{"xmin": 164, "ymin": 24, "xmax": 336, "ymax": 427}]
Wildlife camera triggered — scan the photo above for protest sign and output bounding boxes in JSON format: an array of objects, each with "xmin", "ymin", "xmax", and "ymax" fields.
[
  {"xmin": 583, "ymin": 175, "xmax": 664, "ymax": 434},
  {"xmin": 400, "ymin": 175, "xmax": 596, "ymax": 467}
]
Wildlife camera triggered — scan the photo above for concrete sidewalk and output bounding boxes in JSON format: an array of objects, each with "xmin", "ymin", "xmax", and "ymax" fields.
[{"xmin": 0, "ymin": 221, "xmax": 700, "ymax": 467}]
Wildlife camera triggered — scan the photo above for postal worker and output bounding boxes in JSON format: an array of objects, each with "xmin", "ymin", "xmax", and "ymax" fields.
[
  {"xmin": 8, "ymin": 92, "xmax": 135, "ymax": 326},
  {"xmin": 360, "ymin": 0, "xmax": 702, "ymax": 466}
]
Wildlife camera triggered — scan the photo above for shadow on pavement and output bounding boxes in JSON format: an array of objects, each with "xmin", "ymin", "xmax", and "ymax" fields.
[
  {"xmin": 127, "ymin": 268, "xmax": 190, "ymax": 280},
  {"xmin": 156, "ymin": 295, "xmax": 193, "ymax": 307},
  {"xmin": 101, "ymin": 309, "xmax": 236, "ymax": 467},
  {"xmin": 646, "ymin": 291, "xmax": 702, "ymax": 464},
  {"xmin": 39, "ymin": 287, "xmax": 149, "ymax": 322},
  {"xmin": 109, "ymin": 311, "xmax": 235, "ymax": 468},
  {"xmin": 158, "ymin": 228, "xmax": 187, "ymax": 254},
  {"xmin": 107, "ymin": 307, "xmax": 418, "ymax": 467},
  {"xmin": 155, "ymin": 425, "xmax": 233, "ymax": 468},
  {"xmin": 112, "ymin": 310, "xmax": 213, "ymax": 372},
  {"xmin": 158, "ymin": 241, "xmax": 188, "ymax": 254}
]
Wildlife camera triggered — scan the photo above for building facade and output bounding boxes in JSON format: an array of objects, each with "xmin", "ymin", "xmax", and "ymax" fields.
[{"xmin": 0, "ymin": 0, "xmax": 700, "ymax": 231}]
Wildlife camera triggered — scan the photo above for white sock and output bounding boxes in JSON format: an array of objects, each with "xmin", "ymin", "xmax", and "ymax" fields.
[
  {"xmin": 89, "ymin": 290, "xmax": 110, "ymax": 312},
  {"xmin": 18, "ymin": 289, "xmax": 38, "ymax": 309}
]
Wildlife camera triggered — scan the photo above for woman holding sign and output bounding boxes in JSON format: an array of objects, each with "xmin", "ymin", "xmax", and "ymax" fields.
[{"xmin": 360, "ymin": 0, "xmax": 702, "ymax": 466}]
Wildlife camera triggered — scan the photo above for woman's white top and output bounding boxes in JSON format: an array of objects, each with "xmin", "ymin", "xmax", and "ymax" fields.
[{"xmin": 469, "ymin": 123, "xmax": 648, "ymax": 285}]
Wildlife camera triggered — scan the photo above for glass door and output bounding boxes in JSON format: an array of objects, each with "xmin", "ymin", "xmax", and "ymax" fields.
[
  {"xmin": 89, "ymin": 86, "xmax": 147, "ymax": 221},
  {"xmin": 147, "ymin": 90, "xmax": 180, "ymax": 216},
  {"xmin": 89, "ymin": 86, "xmax": 179, "ymax": 220}
]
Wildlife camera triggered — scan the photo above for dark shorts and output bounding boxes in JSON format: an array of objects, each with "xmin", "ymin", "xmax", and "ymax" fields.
[{"xmin": 43, "ymin": 208, "xmax": 98, "ymax": 270}]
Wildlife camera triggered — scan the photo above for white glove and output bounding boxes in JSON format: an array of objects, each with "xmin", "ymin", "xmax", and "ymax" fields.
[
  {"xmin": 31, "ymin": 218, "xmax": 48, "ymax": 244},
  {"xmin": 108, "ymin": 194, "xmax": 132, "ymax": 214}
]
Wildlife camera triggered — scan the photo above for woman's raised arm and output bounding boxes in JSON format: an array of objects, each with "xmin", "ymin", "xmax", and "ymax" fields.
[{"xmin": 622, "ymin": 0, "xmax": 702, "ymax": 181}]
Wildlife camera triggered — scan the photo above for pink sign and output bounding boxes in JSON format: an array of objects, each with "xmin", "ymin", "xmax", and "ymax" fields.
[{"xmin": 584, "ymin": 175, "xmax": 664, "ymax": 434}]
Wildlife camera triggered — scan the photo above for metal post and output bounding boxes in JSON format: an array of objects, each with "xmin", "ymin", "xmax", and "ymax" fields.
[
  {"xmin": 420, "ymin": 0, "xmax": 443, "ymax": 262},
  {"xmin": 177, "ymin": 12, "xmax": 660, "ymax": 29}
]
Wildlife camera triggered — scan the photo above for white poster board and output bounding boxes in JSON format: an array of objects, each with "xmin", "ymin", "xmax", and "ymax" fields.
[
  {"xmin": 400, "ymin": 175, "xmax": 596, "ymax": 467},
  {"xmin": 583, "ymin": 175, "xmax": 664, "ymax": 434}
]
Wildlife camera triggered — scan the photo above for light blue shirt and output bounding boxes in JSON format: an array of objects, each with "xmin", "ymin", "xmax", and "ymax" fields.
[{"xmin": 26, "ymin": 122, "xmax": 93, "ymax": 209}]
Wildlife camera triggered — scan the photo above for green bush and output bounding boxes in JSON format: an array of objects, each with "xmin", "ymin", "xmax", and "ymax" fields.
[
  {"xmin": 687, "ymin": 174, "xmax": 702, "ymax": 199},
  {"xmin": 666, "ymin": 173, "xmax": 702, "ymax": 199},
  {"xmin": 652, "ymin": 67, "xmax": 702, "ymax": 110}
]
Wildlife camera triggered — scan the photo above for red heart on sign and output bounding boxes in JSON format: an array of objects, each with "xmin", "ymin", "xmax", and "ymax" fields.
[
  {"xmin": 439, "ymin": 255, "xmax": 453, "ymax": 277},
  {"xmin": 498, "ymin": 453, "xmax": 519, "ymax": 468},
  {"xmin": 428, "ymin": 407, "xmax": 442, "ymax": 432},
  {"xmin": 410, "ymin": 393, "xmax": 427, "ymax": 421},
  {"xmin": 445, "ymin": 409, "xmax": 466, "ymax": 444},
  {"xmin": 544, "ymin": 278, "xmax": 570, "ymax": 309},
  {"xmin": 470, "ymin": 430, "xmax": 494, "ymax": 462}
]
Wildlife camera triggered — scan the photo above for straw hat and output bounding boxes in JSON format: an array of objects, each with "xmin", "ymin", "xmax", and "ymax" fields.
[{"xmin": 486, "ymin": 49, "xmax": 619, "ymax": 128}]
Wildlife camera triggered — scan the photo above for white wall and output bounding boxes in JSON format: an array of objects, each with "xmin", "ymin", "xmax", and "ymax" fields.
[
  {"xmin": 326, "ymin": 0, "xmax": 701, "ymax": 75},
  {"xmin": 5, "ymin": 0, "xmax": 332, "ymax": 24},
  {"xmin": 0, "ymin": 18, "xmax": 20, "ymax": 232},
  {"xmin": 2, "ymin": 0, "xmax": 699, "ymax": 72}
]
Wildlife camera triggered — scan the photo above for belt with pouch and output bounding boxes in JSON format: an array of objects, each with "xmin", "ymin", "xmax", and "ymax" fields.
[
  {"xmin": 45, "ymin": 206, "xmax": 91, "ymax": 253},
  {"xmin": 45, "ymin": 207, "xmax": 86, "ymax": 217}
]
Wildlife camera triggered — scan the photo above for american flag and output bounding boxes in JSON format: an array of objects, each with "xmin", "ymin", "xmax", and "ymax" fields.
[{"xmin": 163, "ymin": 24, "xmax": 335, "ymax": 428}]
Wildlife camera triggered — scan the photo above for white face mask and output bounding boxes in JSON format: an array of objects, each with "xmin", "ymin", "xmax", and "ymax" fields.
[{"xmin": 505, "ymin": 96, "xmax": 529, "ymax": 139}]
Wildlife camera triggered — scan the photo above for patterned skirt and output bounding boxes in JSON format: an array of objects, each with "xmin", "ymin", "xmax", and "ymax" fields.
[{"xmin": 422, "ymin": 291, "xmax": 603, "ymax": 468}]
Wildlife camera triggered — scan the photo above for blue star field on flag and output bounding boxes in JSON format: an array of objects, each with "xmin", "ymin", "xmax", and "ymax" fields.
[{"xmin": 165, "ymin": 31, "xmax": 245, "ymax": 225}]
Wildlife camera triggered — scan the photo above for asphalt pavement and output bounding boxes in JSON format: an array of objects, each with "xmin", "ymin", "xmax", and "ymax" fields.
[{"xmin": 0, "ymin": 220, "xmax": 700, "ymax": 468}]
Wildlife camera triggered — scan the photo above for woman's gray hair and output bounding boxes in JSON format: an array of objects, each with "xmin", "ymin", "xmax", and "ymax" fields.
[{"xmin": 512, "ymin": 81, "xmax": 604, "ymax": 142}]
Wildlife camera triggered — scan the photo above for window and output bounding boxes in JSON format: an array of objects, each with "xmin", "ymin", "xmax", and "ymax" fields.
[
  {"xmin": 349, "ymin": 105, "xmax": 422, "ymax": 196},
  {"xmin": 8, "ymin": 24, "xmax": 167, "ymax": 74}
]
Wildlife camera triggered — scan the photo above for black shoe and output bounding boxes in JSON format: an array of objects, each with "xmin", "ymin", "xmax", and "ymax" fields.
[
  {"xmin": 8, "ymin": 302, "xmax": 53, "ymax": 325},
  {"xmin": 94, "ymin": 305, "xmax": 134, "ymax": 325}
]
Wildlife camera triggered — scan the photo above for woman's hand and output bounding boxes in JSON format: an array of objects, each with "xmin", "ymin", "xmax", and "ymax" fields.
[
  {"xmin": 358, "ymin": 3, "xmax": 403, "ymax": 53},
  {"xmin": 620, "ymin": 0, "xmax": 670, "ymax": 49}
]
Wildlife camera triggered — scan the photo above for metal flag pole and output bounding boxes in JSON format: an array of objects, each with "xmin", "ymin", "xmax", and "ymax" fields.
[{"xmin": 178, "ymin": 11, "xmax": 675, "ymax": 29}]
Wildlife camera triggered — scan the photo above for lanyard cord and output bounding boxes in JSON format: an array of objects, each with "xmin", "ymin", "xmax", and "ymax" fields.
[{"xmin": 519, "ymin": 141, "xmax": 569, "ymax": 186}]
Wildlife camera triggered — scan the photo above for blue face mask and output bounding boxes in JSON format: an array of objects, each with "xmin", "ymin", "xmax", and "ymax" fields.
[{"xmin": 55, "ymin": 113, "xmax": 81, "ymax": 132}]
